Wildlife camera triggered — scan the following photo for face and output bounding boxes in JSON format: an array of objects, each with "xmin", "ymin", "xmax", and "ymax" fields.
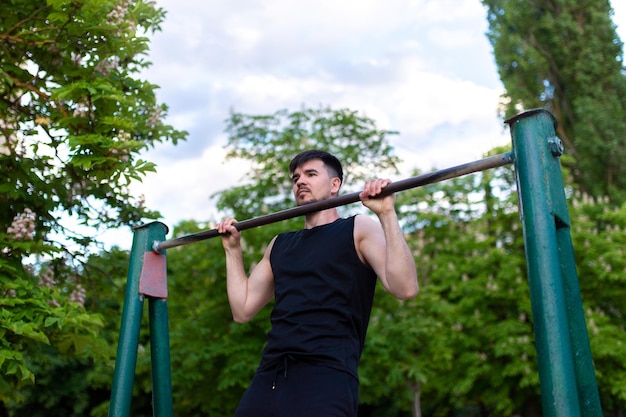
[{"xmin": 291, "ymin": 159, "xmax": 341, "ymax": 206}]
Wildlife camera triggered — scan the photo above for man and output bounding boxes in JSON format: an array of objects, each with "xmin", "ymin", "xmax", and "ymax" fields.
[{"xmin": 217, "ymin": 150, "xmax": 418, "ymax": 417}]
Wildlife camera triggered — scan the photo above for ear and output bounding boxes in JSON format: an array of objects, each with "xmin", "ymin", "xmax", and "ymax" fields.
[{"xmin": 331, "ymin": 177, "xmax": 341, "ymax": 195}]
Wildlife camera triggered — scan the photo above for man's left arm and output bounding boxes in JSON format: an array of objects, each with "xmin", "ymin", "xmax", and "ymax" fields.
[{"xmin": 357, "ymin": 179, "xmax": 419, "ymax": 300}]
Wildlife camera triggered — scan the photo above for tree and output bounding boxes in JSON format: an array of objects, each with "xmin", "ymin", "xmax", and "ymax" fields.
[
  {"xmin": 568, "ymin": 198, "xmax": 626, "ymax": 412},
  {"xmin": 481, "ymin": 0, "xmax": 626, "ymax": 204},
  {"xmin": 218, "ymin": 106, "xmax": 400, "ymax": 220},
  {"xmin": 0, "ymin": 0, "xmax": 186, "ymax": 398}
]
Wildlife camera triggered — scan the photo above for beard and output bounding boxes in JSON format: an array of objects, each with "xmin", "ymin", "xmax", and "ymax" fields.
[{"xmin": 296, "ymin": 195, "xmax": 318, "ymax": 206}]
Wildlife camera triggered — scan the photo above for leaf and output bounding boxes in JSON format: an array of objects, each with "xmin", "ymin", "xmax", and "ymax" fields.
[
  {"xmin": 44, "ymin": 317, "xmax": 61, "ymax": 328},
  {"xmin": 6, "ymin": 322, "xmax": 50, "ymax": 344}
]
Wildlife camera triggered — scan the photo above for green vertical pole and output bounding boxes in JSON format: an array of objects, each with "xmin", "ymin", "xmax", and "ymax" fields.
[
  {"xmin": 514, "ymin": 107, "xmax": 601, "ymax": 415},
  {"xmin": 149, "ymin": 297, "xmax": 174, "ymax": 417},
  {"xmin": 109, "ymin": 222, "xmax": 168, "ymax": 417},
  {"xmin": 557, "ymin": 227, "xmax": 602, "ymax": 416},
  {"xmin": 507, "ymin": 109, "xmax": 601, "ymax": 417}
]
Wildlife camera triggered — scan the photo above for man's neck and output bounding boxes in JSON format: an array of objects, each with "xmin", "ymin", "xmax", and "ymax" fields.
[{"xmin": 304, "ymin": 208, "xmax": 340, "ymax": 229}]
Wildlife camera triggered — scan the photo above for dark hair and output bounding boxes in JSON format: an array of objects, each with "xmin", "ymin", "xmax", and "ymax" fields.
[{"xmin": 289, "ymin": 150, "xmax": 343, "ymax": 184}]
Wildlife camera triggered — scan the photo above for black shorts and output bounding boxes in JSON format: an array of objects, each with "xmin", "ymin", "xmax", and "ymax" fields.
[{"xmin": 234, "ymin": 358, "xmax": 359, "ymax": 417}]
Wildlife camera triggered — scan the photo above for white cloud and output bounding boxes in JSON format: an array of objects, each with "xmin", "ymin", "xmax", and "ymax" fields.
[{"xmin": 132, "ymin": 143, "xmax": 251, "ymax": 221}]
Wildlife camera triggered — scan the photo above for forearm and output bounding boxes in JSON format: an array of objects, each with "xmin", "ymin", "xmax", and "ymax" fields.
[
  {"xmin": 378, "ymin": 210, "xmax": 419, "ymax": 300},
  {"xmin": 224, "ymin": 246, "xmax": 251, "ymax": 322}
]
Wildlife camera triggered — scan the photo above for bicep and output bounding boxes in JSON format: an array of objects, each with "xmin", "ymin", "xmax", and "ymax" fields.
[{"xmin": 355, "ymin": 216, "xmax": 390, "ymax": 288}]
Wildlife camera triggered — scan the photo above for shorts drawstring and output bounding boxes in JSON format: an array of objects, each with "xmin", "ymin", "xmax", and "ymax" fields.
[{"xmin": 272, "ymin": 355, "xmax": 293, "ymax": 390}]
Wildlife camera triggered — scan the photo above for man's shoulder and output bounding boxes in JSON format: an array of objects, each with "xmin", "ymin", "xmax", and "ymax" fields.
[
  {"xmin": 353, "ymin": 213, "xmax": 379, "ymax": 227},
  {"xmin": 353, "ymin": 213, "xmax": 382, "ymax": 239}
]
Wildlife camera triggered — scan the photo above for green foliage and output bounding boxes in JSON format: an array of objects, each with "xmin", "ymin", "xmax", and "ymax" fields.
[
  {"xmin": 359, "ymin": 157, "xmax": 542, "ymax": 416},
  {"xmin": 0, "ymin": 0, "xmax": 185, "ymax": 403},
  {"xmin": 569, "ymin": 200, "xmax": 626, "ymax": 410},
  {"xmin": 1, "ymin": 0, "xmax": 186, "ymax": 236},
  {"xmin": 0, "ymin": 262, "xmax": 108, "ymax": 401},
  {"xmin": 481, "ymin": 0, "xmax": 626, "ymax": 204},
  {"xmin": 2, "ymin": 348, "xmax": 110, "ymax": 417},
  {"xmin": 1, "ymin": 246, "xmax": 147, "ymax": 416}
]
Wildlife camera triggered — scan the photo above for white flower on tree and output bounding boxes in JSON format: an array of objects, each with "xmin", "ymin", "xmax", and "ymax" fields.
[{"xmin": 7, "ymin": 208, "xmax": 35, "ymax": 240}]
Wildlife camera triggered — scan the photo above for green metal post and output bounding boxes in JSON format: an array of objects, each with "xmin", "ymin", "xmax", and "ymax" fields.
[
  {"xmin": 149, "ymin": 297, "xmax": 174, "ymax": 417},
  {"xmin": 109, "ymin": 222, "xmax": 169, "ymax": 417},
  {"xmin": 556, "ymin": 222, "xmax": 603, "ymax": 416},
  {"xmin": 507, "ymin": 109, "xmax": 601, "ymax": 417}
]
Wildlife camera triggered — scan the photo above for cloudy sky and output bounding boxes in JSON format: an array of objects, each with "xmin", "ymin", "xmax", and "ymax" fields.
[{"xmin": 100, "ymin": 0, "xmax": 626, "ymax": 248}]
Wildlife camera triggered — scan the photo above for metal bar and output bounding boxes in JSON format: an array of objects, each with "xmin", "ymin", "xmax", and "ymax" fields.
[
  {"xmin": 154, "ymin": 152, "xmax": 514, "ymax": 251},
  {"xmin": 109, "ymin": 221, "xmax": 169, "ymax": 417},
  {"xmin": 507, "ymin": 109, "xmax": 594, "ymax": 417}
]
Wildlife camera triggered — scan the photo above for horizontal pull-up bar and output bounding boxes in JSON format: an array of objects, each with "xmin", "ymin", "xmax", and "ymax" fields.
[{"xmin": 153, "ymin": 152, "xmax": 514, "ymax": 252}]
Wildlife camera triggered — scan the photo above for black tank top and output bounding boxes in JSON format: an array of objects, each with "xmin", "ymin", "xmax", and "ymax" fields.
[{"xmin": 259, "ymin": 216, "xmax": 377, "ymax": 379}]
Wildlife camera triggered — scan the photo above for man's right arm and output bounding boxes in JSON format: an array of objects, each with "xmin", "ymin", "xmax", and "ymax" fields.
[{"xmin": 218, "ymin": 218, "xmax": 275, "ymax": 323}]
